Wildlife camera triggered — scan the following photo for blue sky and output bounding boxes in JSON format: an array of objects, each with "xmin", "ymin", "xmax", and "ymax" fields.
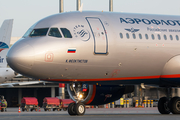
[{"xmin": 1, "ymin": 0, "xmax": 180, "ymax": 37}]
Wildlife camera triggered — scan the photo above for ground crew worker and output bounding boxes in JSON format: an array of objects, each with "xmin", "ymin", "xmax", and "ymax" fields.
[{"xmin": 1, "ymin": 96, "xmax": 7, "ymax": 112}]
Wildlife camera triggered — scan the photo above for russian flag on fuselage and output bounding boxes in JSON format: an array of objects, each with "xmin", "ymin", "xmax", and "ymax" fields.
[{"xmin": 67, "ymin": 48, "xmax": 76, "ymax": 53}]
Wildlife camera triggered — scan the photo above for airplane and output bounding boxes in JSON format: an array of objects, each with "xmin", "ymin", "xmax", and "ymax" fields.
[
  {"xmin": 0, "ymin": 19, "xmax": 16, "ymax": 84},
  {"xmin": 6, "ymin": 11, "xmax": 180, "ymax": 115}
]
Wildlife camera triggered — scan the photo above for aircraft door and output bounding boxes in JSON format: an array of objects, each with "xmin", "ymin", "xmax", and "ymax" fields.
[{"xmin": 86, "ymin": 17, "xmax": 108, "ymax": 54}]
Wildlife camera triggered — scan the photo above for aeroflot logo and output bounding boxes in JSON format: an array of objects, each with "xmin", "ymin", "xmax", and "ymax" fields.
[
  {"xmin": 120, "ymin": 18, "xmax": 180, "ymax": 26},
  {"xmin": 73, "ymin": 25, "xmax": 90, "ymax": 41},
  {"xmin": 78, "ymin": 30, "xmax": 88, "ymax": 37},
  {"xmin": 0, "ymin": 42, "xmax": 9, "ymax": 52},
  {"xmin": 125, "ymin": 28, "xmax": 139, "ymax": 33}
]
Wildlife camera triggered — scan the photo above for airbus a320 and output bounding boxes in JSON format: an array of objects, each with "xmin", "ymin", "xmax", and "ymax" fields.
[{"xmin": 7, "ymin": 11, "xmax": 180, "ymax": 115}]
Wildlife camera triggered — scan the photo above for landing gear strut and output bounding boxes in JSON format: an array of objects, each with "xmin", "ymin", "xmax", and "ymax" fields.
[
  {"xmin": 158, "ymin": 88, "xmax": 180, "ymax": 114},
  {"xmin": 67, "ymin": 83, "xmax": 86, "ymax": 116},
  {"xmin": 68, "ymin": 102, "xmax": 86, "ymax": 116}
]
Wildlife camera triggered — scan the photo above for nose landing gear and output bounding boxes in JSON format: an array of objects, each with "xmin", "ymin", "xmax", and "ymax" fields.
[
  {"xmin": 68, "ymin": 102, "xmax": 86, "ymax": 116},
  {"xmin": 68, "ymin": 103, "xmax": 76, "ymax": 115}
]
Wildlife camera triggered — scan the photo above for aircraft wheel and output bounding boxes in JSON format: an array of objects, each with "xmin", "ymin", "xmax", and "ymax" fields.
[
  {"xmin": 170, "ymin": 97, "xmax": 180, "ymax": 114},
  {"xmin": 68, "ymin": 103, "xmax": 76, "ymax": 116},
  {"xmin": 74, "ymin": 102, "xmax": 85, "ymax": 116},
  {"xmin": 158, "ymin": 97, "xmax": 170, "ymax": 114}
]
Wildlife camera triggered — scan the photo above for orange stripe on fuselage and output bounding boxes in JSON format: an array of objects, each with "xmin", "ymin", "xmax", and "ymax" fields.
[
  {"xmin": 43, "ymin": 74, "xmax": 180, "ymax": 82},
  {"xmin": 160, "ymin": 74, "xmax": 180, "ymax": 78},
  {"xmin": 44, "ymin": 75, "xmax": 160, "ymax": 82}
]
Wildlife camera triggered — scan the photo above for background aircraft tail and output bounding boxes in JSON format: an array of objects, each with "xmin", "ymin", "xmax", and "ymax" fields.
[{"xmin": 0, "ymin": 19, "xmax": 13, "ymax": 68}]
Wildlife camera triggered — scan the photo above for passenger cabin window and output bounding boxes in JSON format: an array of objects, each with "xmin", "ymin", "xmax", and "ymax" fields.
[
  {"xmin": 48, "ymin": 28, "xmax": 62, "ymax": 38},
  {"xmin": 157, "ymin": 34, "xmax": 161, "ymax": 40},
  {"xmin": 170, "ymin": 35, "xmax": 173, "ymax": 40},
  {"xmin": 164, "ymin": 35, "xmax": 167, "ymax": 40},
  {"xmin": 176, "ymin": 35, "xmax": 179, "ymax": 41},
  {"xmin": 132, "ymin": 33, "xmax": 136, "ymax": 39},
  {"xmin": 151, "ymin": 34, "xmax": 155, "ymax": 40},
  {"xmin": 120, "ymin": 33, "xmax": 123, "ymax": 39},
  {"xmin": 60, "ymin": 28, "xmax": 72, "ymax": 38},
  {"xmin": 126, "ymin": 33, "xmax": 129, "ymax": 39},
  {"xmin": 145, "ymin": 34, "xmax": 148, "ymax": 39},
  {"xmin": 29, "ymin": 28, "xmax": 49, "ymax": 37},
  {"xmin": 139, "ymin": 34, "xmax": 142, "ymax": 39}
]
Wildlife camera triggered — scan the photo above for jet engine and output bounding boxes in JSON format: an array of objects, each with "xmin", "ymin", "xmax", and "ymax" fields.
[
  {"xmin": 67, "ymin": 83, "xmax": 134, "ymax": 105},
  {"xmin": 160, "ymin": 55, "xmax": 180, "ymax": 87}
]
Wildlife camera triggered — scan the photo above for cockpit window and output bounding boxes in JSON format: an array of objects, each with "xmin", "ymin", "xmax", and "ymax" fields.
[
  {"xmin": 48, "ymin": 28, "xmax": 62, "ymax": 38},
  {"xmin": 23, "ymin": 23, "xmax": 37, "ymax": 38},
  {"xmin": 29, "ymin": 28, "xmax": 49, "ymax": 37},
  {"xmin": 60, "ymin": 28, "xmax": 72, "ymax": 38}
]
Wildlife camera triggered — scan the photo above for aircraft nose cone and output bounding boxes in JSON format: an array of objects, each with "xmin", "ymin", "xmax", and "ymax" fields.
[{"xmin": 7, "ymin": 41, "xmax": 34, "ymax": 74}]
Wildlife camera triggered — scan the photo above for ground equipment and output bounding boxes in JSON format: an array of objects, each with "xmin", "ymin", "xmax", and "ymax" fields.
[{"xmin": 21, "ymin": 97, "xmax": 38, "ymax": 112}]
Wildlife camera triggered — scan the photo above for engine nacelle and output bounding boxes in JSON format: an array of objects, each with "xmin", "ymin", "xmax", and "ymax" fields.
[
  {"xmin": 160, "ymin": 55, "xmax": 180, "ymax": 87},
  {"xmin": 0, "ymin": 68, "xmax": 16, "ymax": 83},
  {"xmin": 67, "ymin": 83, "xmax": 134, "ymax": 105}
]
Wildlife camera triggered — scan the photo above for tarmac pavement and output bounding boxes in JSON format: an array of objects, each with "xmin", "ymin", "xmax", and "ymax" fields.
[{"xmin": 0, "ymin": 107, "xmax": 179, "ymax": 120}]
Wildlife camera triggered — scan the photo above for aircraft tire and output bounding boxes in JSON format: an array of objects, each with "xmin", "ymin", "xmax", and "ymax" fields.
[
  {"xmin": 74, "ymin": 102, "xmax": 85, "ymax": 116},
  {"xmin": 158, "ymin": 97, "xmax": 170, "ymax": 114},
  {"xmin": 68, "ymin": 103, "xmax": 76, "ymax": 116},
  {"xmin": 169, "ymin": 97, "xmax": 180, "ymax": 114}
]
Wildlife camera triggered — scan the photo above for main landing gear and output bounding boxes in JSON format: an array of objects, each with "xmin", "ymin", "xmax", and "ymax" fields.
[
  {"xmin": 68, "ymin": 102, "xmax": 86, "ymax": 116},
  {"xmin": 158, "ymin": 88, "xmax": 180, "ymax": 114}
]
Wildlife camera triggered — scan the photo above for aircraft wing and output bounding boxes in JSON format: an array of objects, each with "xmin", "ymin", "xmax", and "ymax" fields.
[{"xmin": 0, "ymin": 81, "xmax": 44, "ymax": 88}]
